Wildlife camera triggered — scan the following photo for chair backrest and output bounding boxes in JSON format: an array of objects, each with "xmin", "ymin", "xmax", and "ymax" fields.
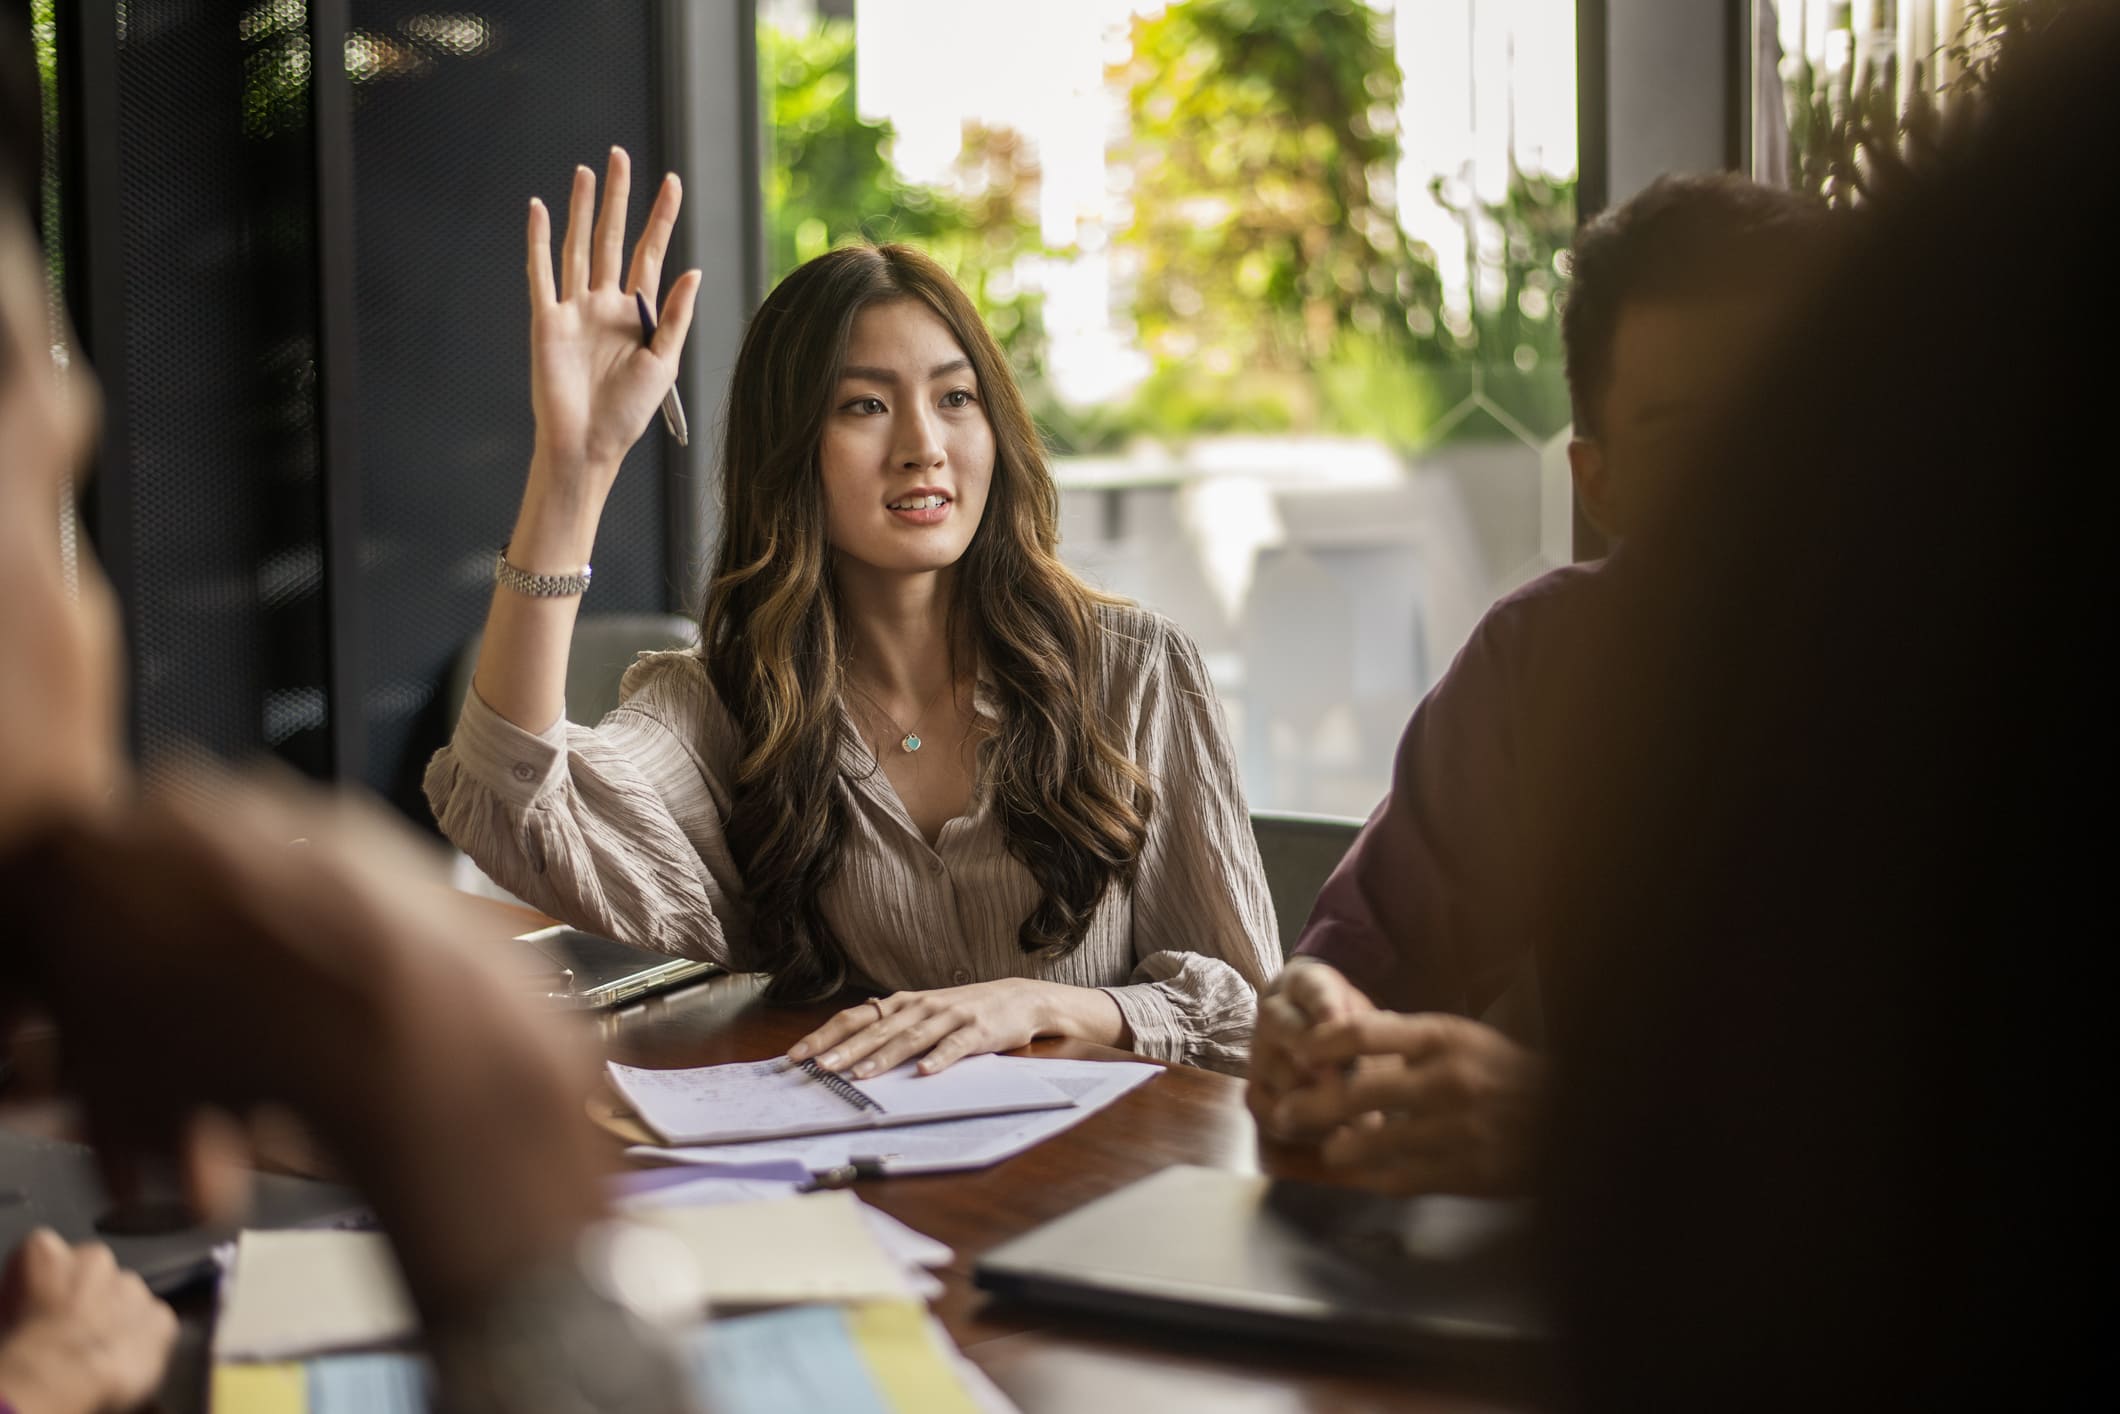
[
  {"xmin": 443, "ymin": 612, "xmax": 701, "ymax": 731},
  {"xmin": 1249, "ymin": 810, "xmax": 1365, "ymax": 957}
]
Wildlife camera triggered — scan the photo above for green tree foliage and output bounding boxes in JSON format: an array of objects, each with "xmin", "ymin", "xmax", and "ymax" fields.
[
  {"xmin": 1116, "ymin": 0, "xmax": 1440, "ymax": 377},
  {"xmin": 759, "ymin": 20, "xmax": 1048, "ymax": 380},
  {"xmin": 1106, "ymin": 0, "xmax": 1572, "ymax": 447}
]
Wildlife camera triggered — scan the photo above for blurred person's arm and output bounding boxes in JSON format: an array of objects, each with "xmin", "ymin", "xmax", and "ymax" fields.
[
  {"xmin": 5, "ymin": 783, "xmax": 698, "ymax": 1413},
  {"xmin": 469, "ymin": 148, "xmax": 697, "ymax": 736}
]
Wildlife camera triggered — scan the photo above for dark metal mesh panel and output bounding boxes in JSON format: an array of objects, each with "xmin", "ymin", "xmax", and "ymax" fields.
[
  {"xmin": 345, "ymin": 2, "xmax": 672, "ymax": 810},
  {"xmin": 111, "ymin": 3, "xmax": 332, "ymax": 781}
]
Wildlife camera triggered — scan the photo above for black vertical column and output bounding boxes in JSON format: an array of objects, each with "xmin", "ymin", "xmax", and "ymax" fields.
[{"xmin": 313, "ymin": 0, "xmax": 366, "ymax": 781}]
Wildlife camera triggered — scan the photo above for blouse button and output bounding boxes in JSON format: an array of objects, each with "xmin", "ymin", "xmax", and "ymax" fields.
[
  {"xmin": 952, "ymin": 969, "xmax": 971, "ymax": 985},
  {"xmin": 511, "ymin": 761, "xmax": 536, "ymax": 783}
]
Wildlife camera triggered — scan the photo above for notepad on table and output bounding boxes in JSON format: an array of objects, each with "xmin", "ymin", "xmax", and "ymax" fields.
[{"xmin": 607, "ymin": 1052, "xmax": 1075, "ymax": 1146}]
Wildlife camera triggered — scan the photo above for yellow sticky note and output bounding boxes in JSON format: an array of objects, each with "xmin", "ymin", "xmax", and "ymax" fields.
[
  {"xmin": 845, "ymin": 1301, "xmax": 982, "ymax": 1414},
  {"xmin": 211, "ymin": 1362, "xmax": 308, "ymax": 1414}
]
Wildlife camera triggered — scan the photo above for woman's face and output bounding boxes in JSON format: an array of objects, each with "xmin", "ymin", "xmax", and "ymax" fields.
[
  {"xmin": 818, "ymin": 298, "xmax": 995, "ymax": 582},
  {"xmin": 0, "ymin": 209, "xmax": 122, "ymax": 841}
]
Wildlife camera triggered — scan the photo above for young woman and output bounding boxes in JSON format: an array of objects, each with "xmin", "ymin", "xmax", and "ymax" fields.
[{"xmin": 426, "ymin": 149, "xmax": 1278, "ymax": 1076}]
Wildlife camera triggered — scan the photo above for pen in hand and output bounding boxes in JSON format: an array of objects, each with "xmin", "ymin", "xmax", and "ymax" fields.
[{"xmin": 635, "ymin": 289, "xmax": 690, "ymax": 447}]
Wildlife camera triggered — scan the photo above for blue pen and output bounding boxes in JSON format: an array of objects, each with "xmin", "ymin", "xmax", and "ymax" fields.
[{"xmin": 635, "ymin": 289, "xmax": 689, "ymax": 446}]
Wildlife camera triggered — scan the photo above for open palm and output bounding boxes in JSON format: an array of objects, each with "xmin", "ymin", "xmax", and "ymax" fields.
[{"xmin": 527, "ymin": 147, "xmax": 700, "ymax": 495}]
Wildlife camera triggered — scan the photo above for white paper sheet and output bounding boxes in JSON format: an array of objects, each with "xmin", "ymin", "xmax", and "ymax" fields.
[
  {"xmin": 608, "ymin": 1052, "xmax": 1075, "ymax": 1145},
  {"xmin": 619, "ymin": 1176, "xmax": 954, "ymax": 1299},
  {"xmin": 215, "ymin": 1230, "xmax": 416, "ymax": 1362},
  {"xmin": 626, "ymin": 1058, "xmax": 1162, "ymax": 1175}
]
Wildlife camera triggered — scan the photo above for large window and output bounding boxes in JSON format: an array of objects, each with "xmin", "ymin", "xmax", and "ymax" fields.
[
  {"xmin": 761, "ymin": 0, "xmax": 1577, "ymax": 815},
  {"xmin": 1752, "ymin": 0, "xmax": 2074, "ymax": 197}
]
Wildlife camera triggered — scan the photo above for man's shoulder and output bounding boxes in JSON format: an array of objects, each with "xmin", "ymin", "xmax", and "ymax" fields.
[
  {"xmin": 1446, "ymin": 560, "xmax": 1609, "ymax": 692},
  {"xmin": 1481, "ymin": 559, "xmax": 1609, "ymax": 626}
]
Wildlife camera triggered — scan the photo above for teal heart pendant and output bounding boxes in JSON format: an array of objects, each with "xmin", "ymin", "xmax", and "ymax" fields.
[{"xmin": 901, "ymin": 733, "xmax": 923, "ymax": 753}]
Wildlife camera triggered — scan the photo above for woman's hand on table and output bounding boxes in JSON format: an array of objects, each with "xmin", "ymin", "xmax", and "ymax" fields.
[
  {"xmin": 787, "ymin": 979, "xmax": 1128, "ymax": 1077},
  {"xmin": 0, "ymin": 1229, "xmax": 176, "ymax": 1414}
]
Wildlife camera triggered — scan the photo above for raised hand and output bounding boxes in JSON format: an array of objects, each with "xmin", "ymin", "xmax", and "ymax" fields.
[{"xmin": 527, "ymin": 147, "xmax": 700, "ymax": 500}]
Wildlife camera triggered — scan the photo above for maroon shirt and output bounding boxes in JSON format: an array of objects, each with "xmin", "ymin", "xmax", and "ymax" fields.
[{"xmin": 1294, "ymin": 561, "xmax": 1606, "ymax": 1017}]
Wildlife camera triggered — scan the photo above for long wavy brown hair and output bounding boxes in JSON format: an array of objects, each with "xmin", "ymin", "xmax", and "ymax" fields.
[{"xmin": 701, "ymin": 244, "xmax": 1151, "ymax": 1000}]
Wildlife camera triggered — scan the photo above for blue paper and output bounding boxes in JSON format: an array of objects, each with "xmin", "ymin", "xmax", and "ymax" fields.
[
  {"xmin": 308, "ymin": 1353, "xmax": 429, "ymax": 1414},
  {"xmin": 686, "ymin": 1307, "xmax": 892, "ymax": 1414}
]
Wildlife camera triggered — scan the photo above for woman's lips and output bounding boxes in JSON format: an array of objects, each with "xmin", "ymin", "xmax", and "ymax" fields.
[{"xmin": 886, "ymin": 493, "xmax": 953, "ymax": 527}]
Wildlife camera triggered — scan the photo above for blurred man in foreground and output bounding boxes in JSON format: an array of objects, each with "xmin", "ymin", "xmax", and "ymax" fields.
[{"xmin": 0, "ymin": 19, "xmax": 695, "ymax": 1412}]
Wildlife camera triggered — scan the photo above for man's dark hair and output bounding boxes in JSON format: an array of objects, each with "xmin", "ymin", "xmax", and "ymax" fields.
[{"xmin": 1561, "ymin": 173, "xmax": 1833, "ymax": 435}]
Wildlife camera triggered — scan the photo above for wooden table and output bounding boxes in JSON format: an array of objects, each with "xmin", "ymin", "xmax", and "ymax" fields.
[{"xmin": 596, "ymin": 970, "xmax": 1547, "ymax": 1414}]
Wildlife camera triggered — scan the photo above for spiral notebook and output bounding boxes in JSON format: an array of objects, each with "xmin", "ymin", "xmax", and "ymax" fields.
[{"xmin": 607, "ymin": 1053, "xmax": 1077, "ymax": 1146}]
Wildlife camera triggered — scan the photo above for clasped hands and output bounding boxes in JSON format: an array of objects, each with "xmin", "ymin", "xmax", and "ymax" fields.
[
  {"xmin": 789, "ymin": 978, "xmax": 1126, "ymax": 1078},
  {"xmin": 1245, "ymin": 961, "xmax": 1544, "ymax": 1196}
]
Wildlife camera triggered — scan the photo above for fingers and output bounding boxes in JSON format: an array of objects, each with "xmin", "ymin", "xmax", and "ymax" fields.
[
  {"xmin": 626, "ymin": 172, "xmax": 681, "ymax": 301},
  {"xmin": 913, "ymin": 1024, "xmax": 982, "ymax": 1075},
  {"xmin": 1282, "ymin": 961, "xmax": 1368, "ymax": 1025},
  {"xmin": 851, "ymin": 1007, "xmax": 967, "ymax": 1077},
  {"xmin": 12, "ymin": 1226, "xmax": 70, "ymax": 1297},
  {"xmin": 1327, "ymin": 1130, "xmax": 1463, "ymax": 1197},
  {"xmin": 1300, "ymin": 1010, "xmax": 1455, "ymax": 1070},
  {"xmin": 650, "ymin": 269, "xmax": 702, "ymax": 363},
  {"xmin": 1261, "ymin": 1067, "xmax": 1356, "ymax": 1142},
  {"xmin": 1246, "ymin": 993, "xmax": 1308, "ymax": 1098},
  {"xmin": 1272, "ymin": 1055, "xmax": 1465, "ymax": 1137},
  {"xmin": 180, "ymin": 1109, "xmax": 255, "ymax": 1228},
  {"xmin": 560, "ymin": 163, "xmax": 595, "ymax": 301},
  {"xmin": 591, "ymin": 146, "xmax": 631, "ymax": 291},
  {"xmin": 788, "ymin": 1001, "xmax": 884, "ymax": 1063},
  {"xmin": 526, "ymin": 197, "xmax": 555, "ymax": 309}
]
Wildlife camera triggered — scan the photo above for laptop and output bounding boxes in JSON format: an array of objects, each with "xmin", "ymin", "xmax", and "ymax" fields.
[
  {"xmin": 974, "ymin": 1164, "xmax": 1549, "ymax": 1356},
  {"xmin": 510, "ymin": 925, "xmax": 720, "ymax": 1010},
  {"xmin": 0, "ymin": 1129, "xmax": 366, "ymax": 1295}
]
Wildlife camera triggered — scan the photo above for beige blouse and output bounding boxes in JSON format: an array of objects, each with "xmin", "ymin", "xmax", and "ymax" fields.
[{"xmin": 424, "ymin": 605, "xmax": 1280, "ymax": 1073}]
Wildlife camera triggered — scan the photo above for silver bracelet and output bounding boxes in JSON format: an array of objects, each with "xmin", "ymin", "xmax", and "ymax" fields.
[{"xmin": 495, "ymin": 547, "xmax": 592, "ymax": 598}]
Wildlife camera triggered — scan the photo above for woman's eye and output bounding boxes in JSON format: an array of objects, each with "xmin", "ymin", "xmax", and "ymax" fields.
[
  {"xmin": 843, "ymin": 396, "xmax": 886, "ymax": 415},
  {"xmin": 941, "ymin": 388, "xmax": 976, "ymax": 408}
]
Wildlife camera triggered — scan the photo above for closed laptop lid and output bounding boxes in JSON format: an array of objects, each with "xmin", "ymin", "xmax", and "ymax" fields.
[
  {"xmin": 511, "ymin": 925, "xmax": 719, "ymax": 1009},
  {"xmin": 974, "ymin": 1164, "xmax": 1548, "ymax": 1354},
  {"xmin": 0, "ymin": 1129, "xmax": 366, "ymax": 1295}
]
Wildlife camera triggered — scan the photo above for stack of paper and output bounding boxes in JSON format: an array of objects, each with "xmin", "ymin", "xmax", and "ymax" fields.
[
  {"xmin": 627, "ymin": 1056, "xmax": 1163, "ymax": 1175},
  {"xmin": 216, "ymin": 1231, "xmax": 417, "ymax": 1362},
  {"xmin": 211, "ymin": 1302, "xmax": 1015, "ymax": 1414},
  {"xmin": 211, "ymin": 1188, "xmax": 1001, "ymax": 1411},
  {"xmin": 619, "ymin": 1173, "xmax": 954, "ymax": 1300}
]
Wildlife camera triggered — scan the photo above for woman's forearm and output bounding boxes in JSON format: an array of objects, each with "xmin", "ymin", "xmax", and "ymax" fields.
[{"xmin": 468, "ymin": 456, "xmax": 609, "ymax": 733}]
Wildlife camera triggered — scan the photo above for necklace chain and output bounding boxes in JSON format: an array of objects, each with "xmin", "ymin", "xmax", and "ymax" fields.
[{"xmin": 846, "ymin": 671, "xmax": 956, "ymax": 755}]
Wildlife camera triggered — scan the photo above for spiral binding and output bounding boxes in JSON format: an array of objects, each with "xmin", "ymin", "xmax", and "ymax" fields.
[{"xmin": 800, "ymin": 1057, "xmax": 886, "ymax": 1113}]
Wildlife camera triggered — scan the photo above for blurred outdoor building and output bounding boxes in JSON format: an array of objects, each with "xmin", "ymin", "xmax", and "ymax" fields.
[{"xmin": 760, "ymin": 0, "xmax": 1579, "ymax": 816}]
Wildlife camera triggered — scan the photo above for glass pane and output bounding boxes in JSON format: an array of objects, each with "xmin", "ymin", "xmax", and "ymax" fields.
[
  {"xmin": 1752, "ymin": 0, "xmax": 2071, "ymax": 198},
  {"xmin": 760, "ymin": 0, "xmax": 1577, "ymax": 813}
]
